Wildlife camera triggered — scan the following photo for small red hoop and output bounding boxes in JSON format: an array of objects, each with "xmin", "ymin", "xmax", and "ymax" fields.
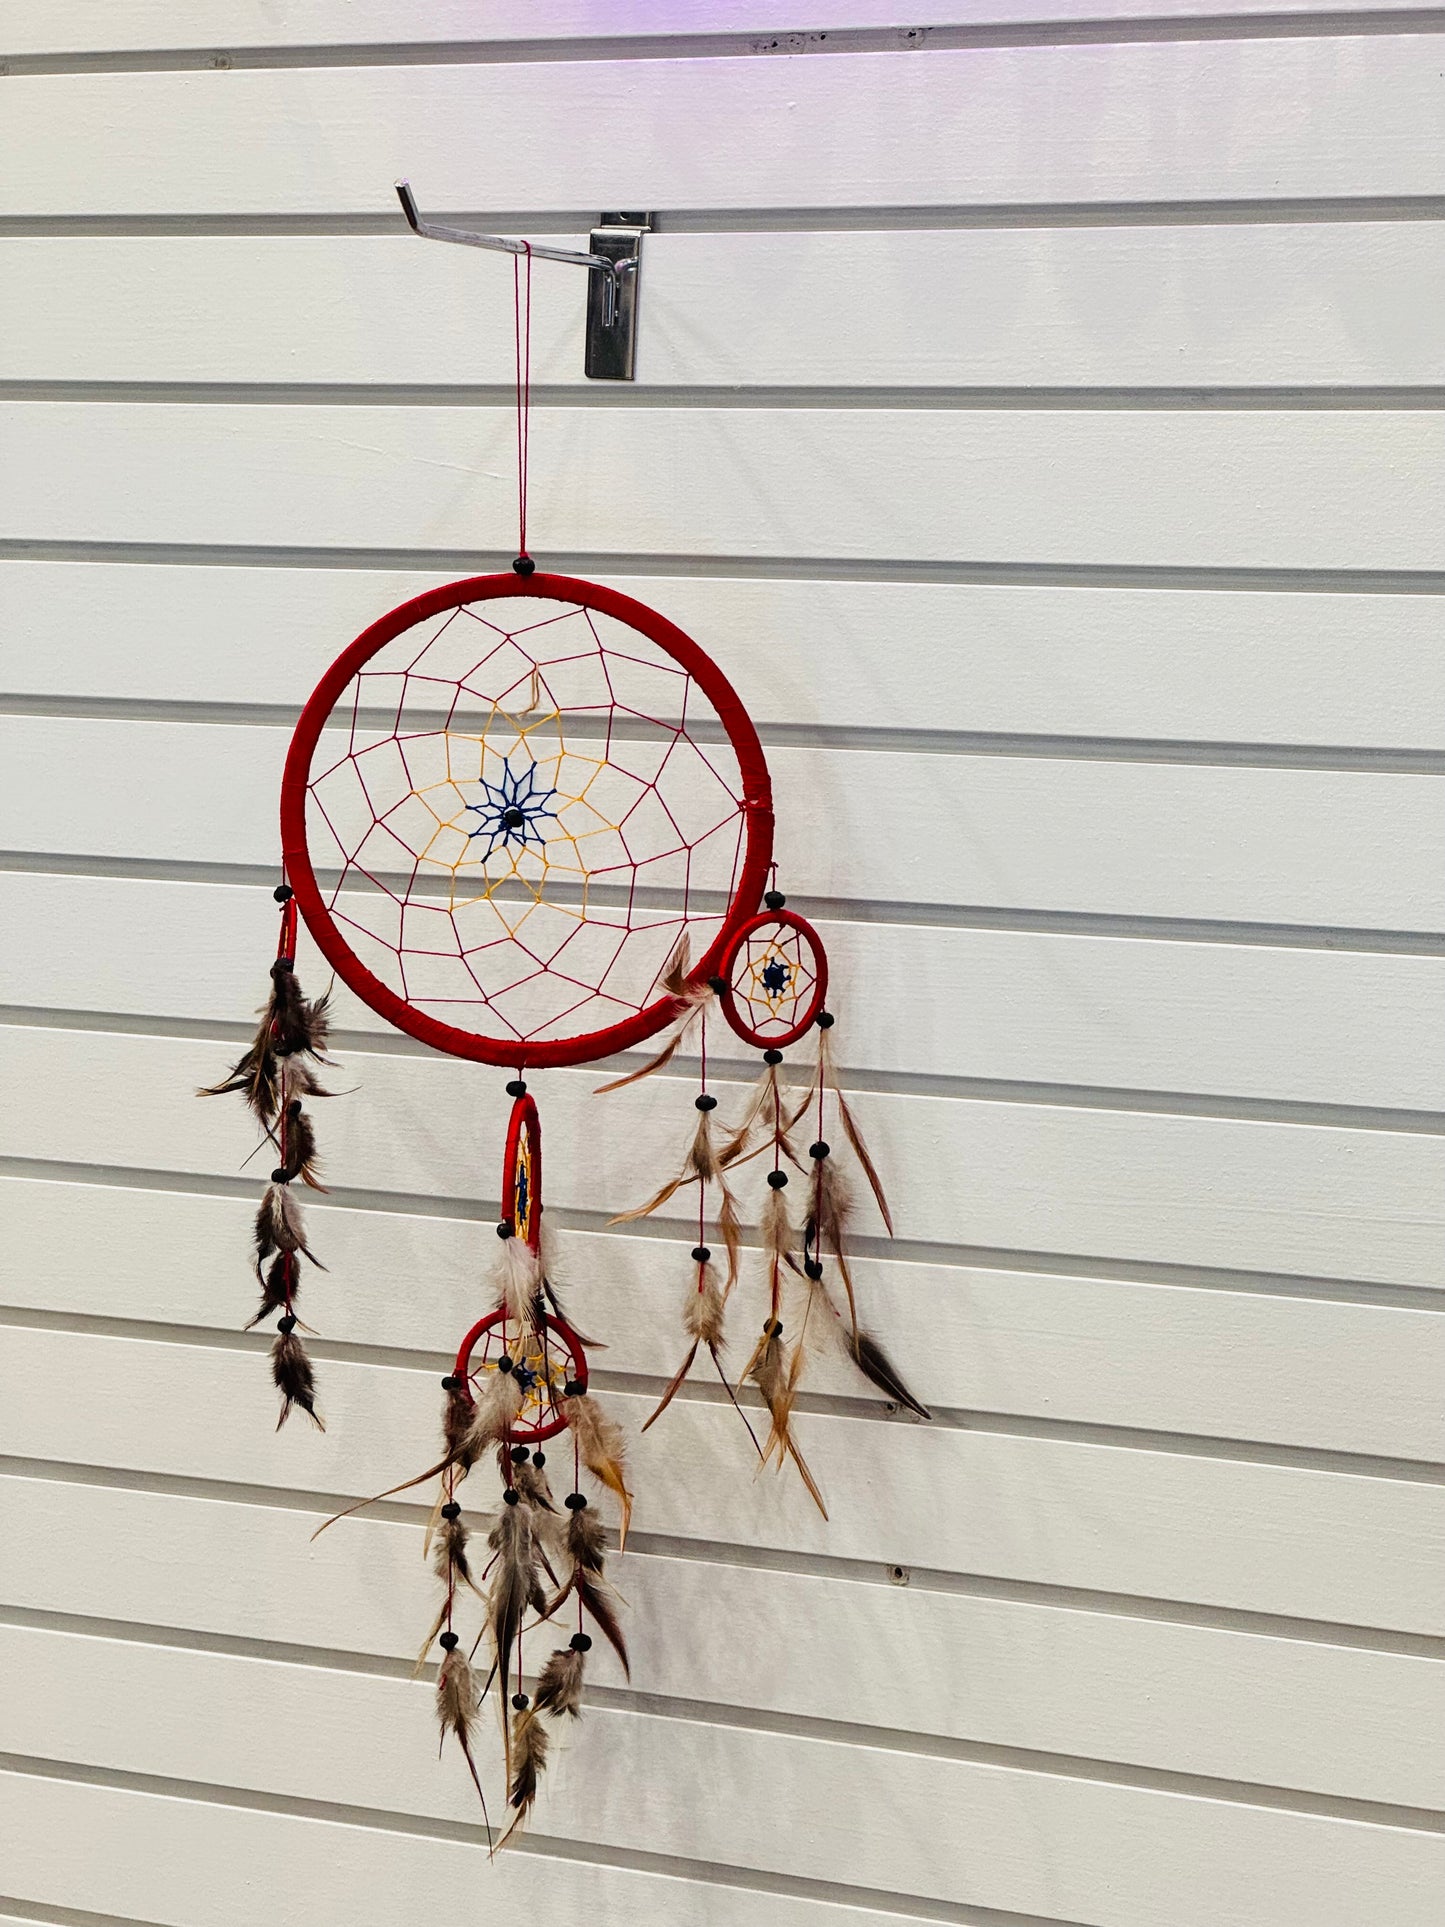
[
  {"xmin": 501, "ymin": 1093, "xmax": 542, "ymax": 1252},
  {"xmin": 453, "ymin": 1307, "xmax": 587, "ymax": 1444},
  {"xmin": 279, "ymin": 572, "xmax": 775, "ymax": 1069},
  {"xmin": 717, "ymin": 908, "xmax": 830, "ymax": 1051}
]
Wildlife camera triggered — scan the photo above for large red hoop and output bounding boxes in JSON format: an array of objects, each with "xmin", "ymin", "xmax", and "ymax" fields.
[{"xmin": 280, "ymin": 572, "xmax": 775, "ymax": 1069}]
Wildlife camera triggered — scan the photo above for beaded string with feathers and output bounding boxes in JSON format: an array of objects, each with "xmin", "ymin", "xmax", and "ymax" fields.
[
  {"xmin": 602, "ymin": 891, "xmax": 928, "ymax": 1518},
  {"xmin": 311, "ymin": 1089, "xmax": 630, "ymax": 1847},
  {"xmin": 198, "ymin": 882, "xmax": 334, "ymax": 1427}
]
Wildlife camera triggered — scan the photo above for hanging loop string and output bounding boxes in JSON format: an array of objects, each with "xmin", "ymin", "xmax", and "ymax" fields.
[{"xmin": 512, "ymin": 243, "xmax": 534, "ymax": 568}]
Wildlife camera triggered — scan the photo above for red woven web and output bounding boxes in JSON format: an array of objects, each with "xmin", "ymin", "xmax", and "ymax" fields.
[{"xmin": 301, "ymin": 596, "xmax": 751, "ymax": 1053}]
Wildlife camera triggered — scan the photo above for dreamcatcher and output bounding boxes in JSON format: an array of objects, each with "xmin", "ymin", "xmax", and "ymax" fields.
[{"xmin": 199, "ymin": 245, "xmax": 926, "ymax": 1845}]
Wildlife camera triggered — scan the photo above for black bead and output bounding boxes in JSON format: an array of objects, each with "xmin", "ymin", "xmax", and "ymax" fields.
[
  {"xmin": 804, "ymin": 1259, "xmax": 824, "ymax": 1281},
  {"xmin": 570, "ymin": 1631, "xmax": 592, "ymax": 1652},
  {"xmin": 769, "ymin": 1318, "xmax": 784, "ymax": 1335},
  {"xmin": 809, "ymin": 1140, "xmax": 830, "ymax": 1160},
  {"xmin": 496, "ymin": 1219, "xmax": 514, "ymax": 1240},
  {"xmin": 272, "ymin": 956, "xmax": 294, "ymax": 974},
  {"xmin": 503, "ymin": 1489, "xmax": 520, "ymax": 1506},
  {"xmin": 816, "ymin": 1010, "xmax": 834, "ymax": 1029},
  {"xmin": 512, "ymin": 555, "xmax": 536, "ymax": 576},
  {"xmin": 276, "ymin": 1313, "xmax": 297, "ymax": 1334},
  {"xmin": 270, "ymin": 1168, "xmax": 287, "ymax": 1184},
  {"xmin": 766, "ymin": 1169, "xmax": 788, "ymax": 1189},
  {"xmin": 439, "ymin": 1630, "xmax": 459, "ymax": 1651},
  {"xmin": 707, "ymin": 975, "xmax": 727, "ymax": 995},
  {"xmin": 531, "ymin": 1450, "xmax": 545, "ymax": 1467},
  {"xmin": 691, "ymin": 1245, "xmax": 711, "ymax": 1263},
  {"xmin": 764, "ymin": 889, "xmax": 786, "ymax": 909},
  {"xmin": 441, "ymin": 1374, "xmax": 460, "ymax": 1392},
  {"xmin": 441, "ymin": 1502, "xmax": 462, "ymax": 1520},
  {"xmin": 564, "ymin": 1492, "xmax": 587, "ymax": 1511},
  {"xmin": 273, "ymin": 883, "xmax": 294, "ymax": 903},
  {"xmin": 505, "ymin": 1078, "xmax": 527, "ymax": 1097},
  {"xmin": 694, "ymin": 1092, "xmax": 717, "ymax": 1112},
  {"xmin": 763, "ymin": 1048, "xmax": 783, "ymax": 1065},
  {"xmin": 497, "ymin": 1356, "xmax": 514, "ymax": 1373},
  {"xmin": 287, "ymin": 1098, "xmax": 302, "ymax": 1117},
  {"xmin": 511, "ymin": 1692, "xmax": 530, "ymax": 1710},
  {"xmin": 510, "ymin": 1444, "xmax": 530, "ymax": 1464},
  {"xmin": 563, "ymin": 1378, "xmax": 582, "ymax": 1397}
]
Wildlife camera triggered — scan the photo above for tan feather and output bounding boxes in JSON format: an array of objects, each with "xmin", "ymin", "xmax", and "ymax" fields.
[
  {"xmin": 742, "ymin": 1320, "xmax": 827, "ymax": 1518},
  {"xmin": 594, "ymin": 936, "xmax": 714, "ymax": 1094},
  {"xmin": 487, "ymin": 1499, "xmax": 548, "ymax": 1735},
  {"xmin": 436, "ymin": 1647, "xmax": 491, "ymax": 1826},
  {"xmin": 462, "ymin": 1367, "xmax": 526, "ymax": 1461},
  {"xmin": 545, "ymin": 1506, "xmax": 630, "ymax": 1676},
  {"xmin": 532, "ymin": 1645, "xmax": 586, "ymax": 1718},
  {"xmin": 562, "ymin": 1392, "xmax": 633, "ymax": 1548},
  {"xmin": 494, "ymin": 1708, "xmax": 549, "ymax": 1848},
  {"xmin": 494, "ymin": 1237, "xmax": 543, "ymax": 1329},
  {"xmin": 808, "ymin": 1153, "xmax": 858, "ymax": 1341},
  {"xmin": 821, "ymin": 1026, "xmax": 893, "ymax": 1234}
]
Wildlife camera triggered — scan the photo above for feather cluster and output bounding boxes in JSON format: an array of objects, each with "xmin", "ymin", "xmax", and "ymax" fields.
[
  {"xmin": 562, "ymin": 1391, "xmax": 633, "ymax": 1547},
  {"xmin": 200, "ymin": 919, "xmax": 339, "ymax": 1426}
]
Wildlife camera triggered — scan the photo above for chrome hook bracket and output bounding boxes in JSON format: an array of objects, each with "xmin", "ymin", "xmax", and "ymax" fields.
[{"xmin": 395, "ymin": 183, "xmax": 650, "ymax": 381}]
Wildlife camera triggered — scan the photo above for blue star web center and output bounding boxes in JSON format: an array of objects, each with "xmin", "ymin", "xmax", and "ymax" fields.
[
  {"xmin": 464, "ymin": 760, "xmax": 559, "ymax": 862},
  {"xmin": 760, "ymin": 956, "xmax": 791, "ymax": 995}
]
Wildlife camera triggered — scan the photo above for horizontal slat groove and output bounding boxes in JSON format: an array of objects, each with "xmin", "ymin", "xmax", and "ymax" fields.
[
  {"xmin": 4, "ymin": 199, "xmax": 1445, "ymax": 240},
  {"xmin": 4, "ymin": 1301, "xmax": 1438, "ymax": 1482},
  {"xmin": 0, "ymin": 1896, "xmax": 169, "ymax": 1927},
  {"xmin": 4, "ymin": 849, "xmax": 1441, "ymax": 955},
  {"xmin": 8, "ymin": 690, "xmax": 1445, "ymax": 774},
  {"xmin": 6, "ymin": 1153, "xmax": 1441, "ymax": 1312},
  {"xmin": 8, "ymin": 1002, "xmax": 1445, "ymax": 1136},
  {"xmin": 7, "ymin": 539, "xmax": 1445, "ymax": 596},
  {"xmin": 4, "ymin": 1457, "xmax": 1442, "ymax": 1661},
  {"xmin": 0, "ymin": 1757, "xmax": 1086, "ymax": 1927},
  {"xmin": 5, "ymin": 12, "xmax": 1445, "ymax": 75},
  {"xmin": 1, "ymin": 1604, "xmax": 1439, "ymax": 1832},
  {"xmin": 7, "ymin": 381, "xmax": 1445, "ymax": 411}
]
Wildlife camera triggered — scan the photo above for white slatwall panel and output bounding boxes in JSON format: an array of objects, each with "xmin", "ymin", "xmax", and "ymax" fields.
[{"xmin": 2, "ymin": 13, "xmax": 1442, "ymax": 1927}]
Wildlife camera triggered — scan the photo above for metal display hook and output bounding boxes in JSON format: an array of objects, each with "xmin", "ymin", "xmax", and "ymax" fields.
[{"xmin": 395, "ymin": 182, "xmax": 651, "ymax": 382}]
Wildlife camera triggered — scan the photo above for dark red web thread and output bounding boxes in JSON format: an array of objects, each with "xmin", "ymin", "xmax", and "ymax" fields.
[
  {"xmin": 305, "ymin": 606, "xmax": 751, "ymax": 1053},
  {"xmin": 513, "ymin": 245, "xmax": 534, "ymax": 560}
]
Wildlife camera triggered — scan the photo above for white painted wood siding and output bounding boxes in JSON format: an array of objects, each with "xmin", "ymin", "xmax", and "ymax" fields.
[{"xmin": 1, "ymin": 9, "xmax": 1441, "ymax": 1925}]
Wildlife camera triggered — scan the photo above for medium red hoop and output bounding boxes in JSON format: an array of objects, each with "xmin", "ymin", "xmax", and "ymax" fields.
[
  {"xmin": 280, "ymin": 572, "xmax": 775, "ymax": 1069},
  {"xmin": 717, "ymin": 908, "xmax": 830, "ymax": 1051},
  {"xmin": 453, "ymin": 1307, "xmax": 587, "ymax": 1444},
  {"xmin": 501, "ymin": 1092, "xmax": 542, "ymax": 1252}
]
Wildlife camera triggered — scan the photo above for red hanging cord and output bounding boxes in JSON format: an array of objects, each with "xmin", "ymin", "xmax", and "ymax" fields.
[{"xmin": 512, "ymin": 244, "xmax": 534, "ymax": 562}]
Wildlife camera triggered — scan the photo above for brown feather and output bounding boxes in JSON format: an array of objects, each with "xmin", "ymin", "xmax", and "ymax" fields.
[
  {"xmin": 643, "ymin": 1258, "xmax": 725, "ymax": 1431},
  {"xmin": 487, "ymin": 1501, "xmax": 547, "ymax": 1724},
  {"xmin": 743, "ymin": 1321, "xmax": 827, "ymax": 1518},
  {"xmin": 512, "ymin": 1459, "xmax": 556, "ymax": 1514},
  {"xmin": 808, "ymin": 1154, "xmax": 858, "ymax": 1342},
  {"xmin": 594, "ymin": 937, "xmax": 714, "ymax": 1094},
  {"xmin": 436, "ymin": 1648, "xmax": 491, "ymax": 1827},
  {"xmin": 532, "ymin": 1645, "xmax": 586, "ymax": 1718},
  {"xmin": 432, "ymin": 1513, "xmax": 485, "ymax": 1596},
  {"xmin": 716, "ymin": 1060, "xmax": 776, "ymax": 1165},
  {"xmin": 544, "ymin": 1507, "xmax": 630, "ymax": 1676},
  {"xmin": 271, "ymin": 1330, "xmax": 323, "ymax": 1430},
  {"xmin": 562, "ymin": 1392, "xmax": 633, "ymax": 1547},
  {"xmin": 849, "ymin": 1327, "xmax": 932, "ymax": 1420},
  {"xmin": 821, "ymin": 1027, "xmax": 893, "ymax": 1234},
  {"xmin": 276, "ymin": 1098, "xmax": 325, "ymax": 1191},
  {"xmin": 494, "ymin": 1707, "xmax": 549, "ymax": 1848},
  {"xmin": 252, "ymin": 1183, "xmax": 323, "ymax": 1279},
  {"xmin": 245, "ymin": 1251, "xmax": 292, "ymax": 1329}
]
